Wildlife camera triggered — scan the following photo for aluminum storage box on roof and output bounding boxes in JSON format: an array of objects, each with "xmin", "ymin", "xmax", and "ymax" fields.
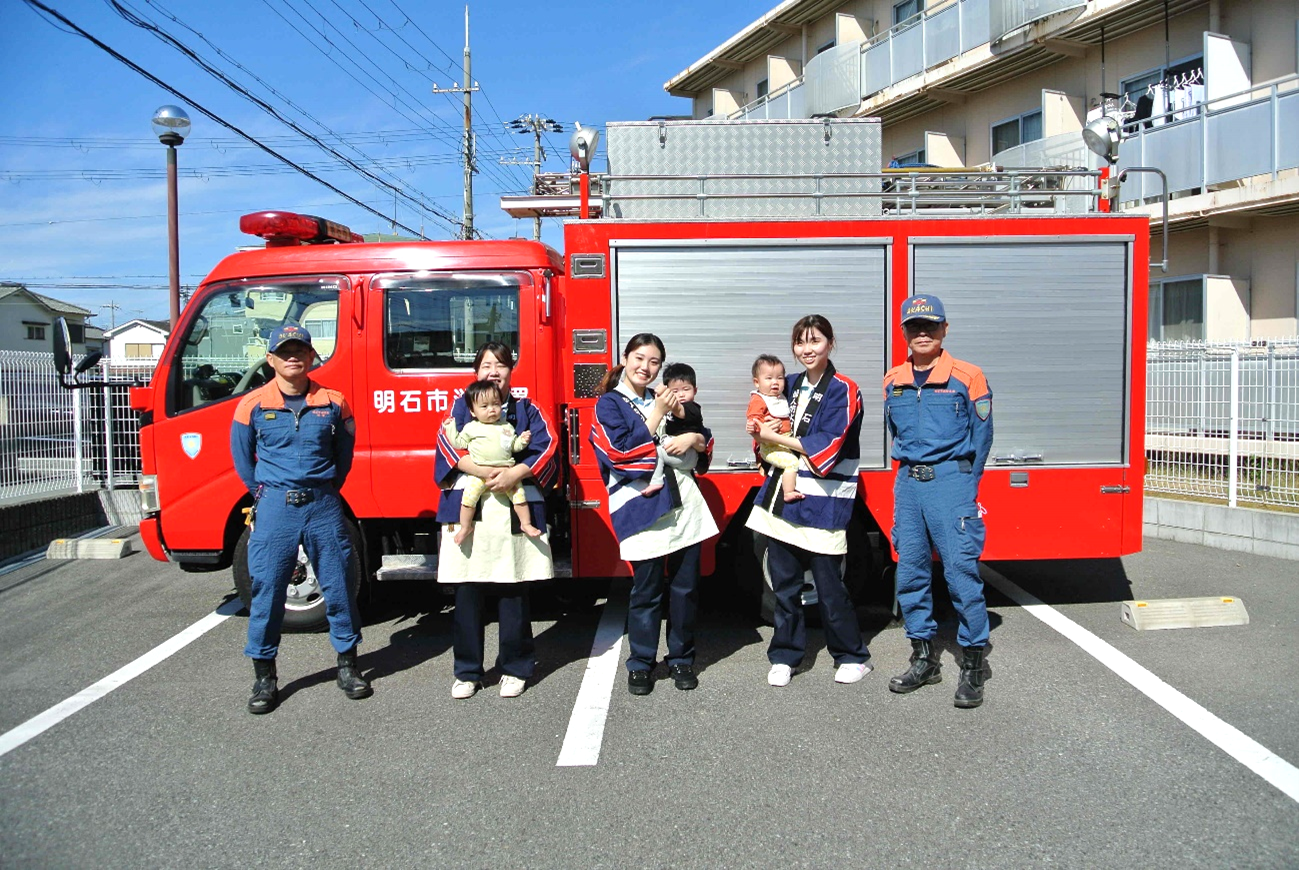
[{"xmin": 604, "ymin": 118, "xmax": 883, "ymax": 220}]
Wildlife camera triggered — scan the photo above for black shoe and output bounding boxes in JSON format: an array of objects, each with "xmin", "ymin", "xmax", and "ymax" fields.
[
  {"xmin": 954, "ymin": 646, "xmax": 987, "ymax": 708},
  {"xmin": 247, "ymin": 658, "xmax": 278, "ymax": 715},
  {"xmin": 670, "ymin": 664, "xmax": 698, "ymax": 691},
  {"xmin": 889, "ymin": 638, "xmax": 942, "ymax": 694},
  {"xmin": 336, "ymin": 648, "xmax": 373, "ymax": 700},
  {"xmin": 628, "ymin": 669, "xmax": 653, "ymax": 696}
]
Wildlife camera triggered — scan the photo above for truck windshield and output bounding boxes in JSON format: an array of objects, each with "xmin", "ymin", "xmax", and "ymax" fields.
[
  {"xmin": 377, "ymin": 272, "xmax": 523, "ymax": 370},
  {"xmin": 171, "ymin": 276, "xmax": 343, "ymax": 413}
]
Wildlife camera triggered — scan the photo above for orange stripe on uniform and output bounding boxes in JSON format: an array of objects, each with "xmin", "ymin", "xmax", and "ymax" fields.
[
  {"xmin": 948, "ymin": 360, "xmax": 990, "ymax": 401},
  {"xmin": 233, "ymin": 393, "xmax": 260, "ymax": 425}
]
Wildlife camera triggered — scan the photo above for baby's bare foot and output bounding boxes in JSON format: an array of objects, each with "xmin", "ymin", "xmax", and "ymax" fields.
[
  {"xmin": 453, "ymin": 524, "xmax": 473, "ymax": 545},
  {"xmin": 521, "ymin": 524, "xmax": 543, "ymax": 538},
  {"xmin": 782, "ymin": 490, "xmax": 805, "ymax": 502},
  {"xmin": 641, "ymin": 484, "xmax": 663, "ymax": 497}
]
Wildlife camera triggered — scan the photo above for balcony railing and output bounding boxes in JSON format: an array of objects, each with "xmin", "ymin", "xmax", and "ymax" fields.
[
  {"xmin": 728, "ymin": 0, "xmax": 991, "ymax": 121},
  {"xmin": 804, "ymin": 40, "xmax": 863, "ymax": 116},
  {"xmin": 1117, "ymin": 74, "xmax": 1299, "ymax": 203},
  {"xmin": 731, "ymin": 79, "xmax": 807, "ymax": 120},
  {"xmin": 861, "ymin": 0, "xmax": 989, "ymax": 99},
  {"xmin": 992, "ymin": 129, "xmax": 1103, "ymax": 172},
  {"xmin": 989, "ymin": 0, "xmax": 1086, "ymax": 45}
]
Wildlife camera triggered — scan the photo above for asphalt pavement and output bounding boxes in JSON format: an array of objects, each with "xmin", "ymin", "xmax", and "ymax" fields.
[{"xmin": 0, "ymin": 535, "xmax": 1296, "ymax": 868}]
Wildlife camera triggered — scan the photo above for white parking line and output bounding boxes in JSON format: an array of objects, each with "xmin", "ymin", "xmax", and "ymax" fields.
[
  {"xmin": 556, "ymin": 594, "xmax": 627, "ymax": 768},
  {"xmin": 984, "ymin": 567, "xmax": 1299, "ymax": 804},
  {"xmin": 0, "ymin": 610, "xmax": 232, "ymax": 759}
]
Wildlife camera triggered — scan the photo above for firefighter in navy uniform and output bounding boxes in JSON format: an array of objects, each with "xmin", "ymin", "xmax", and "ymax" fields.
[
  {"xmin": 883, "ymin": 295, "xmax": 994, "ymax": 708},
  {"xmin": 231, "ymin": 324, "xmax": 371, "ymax": 714}
]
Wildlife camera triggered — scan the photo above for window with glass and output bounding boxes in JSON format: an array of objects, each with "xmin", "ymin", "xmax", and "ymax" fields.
[
  {"xmin": 171, "ymin": 276, "xmax": 343, "ymax": 413},
  {"xmin": 893, "ymin": 0, "xmax": 923, "ymax": 25},
  {"xmin": 756, "ymin": 79, "xmax": 769, "ymax": 100},
  {"xmin": 68, "ymin": 323, "xmax": 85, "ymax": 343},
  {"xmin": 25, "ymin": 323, "xmax": 46, "ymax": 341},
  {"xmin": 991, "ymin": 109, "xmax": 1043, "ymax": 155},
  {"xmin": 377, "ymin": 272, "xmax": 523, "ymax": 371},
  {"xmin": 817, "ymin": 39, "xmax": 836, "ymax": 54},
  {"xmin": 1149, "ymin": 277, "xmax": 1204, "ymax": 341}
]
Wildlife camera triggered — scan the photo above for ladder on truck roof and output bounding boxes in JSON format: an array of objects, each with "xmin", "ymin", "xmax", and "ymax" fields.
[{"xmin": 501, "ymin": 167, "xmax": 1105, "ymax": 220}]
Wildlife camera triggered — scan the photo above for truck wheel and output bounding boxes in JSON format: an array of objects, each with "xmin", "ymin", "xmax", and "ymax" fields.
[
  {"xmin": 232, "ymin": 519, "xmax": 363, "ymax": 633},
  {"xmin": 754, "ymin": 535, "xmax": 820, "ymax": 627}
]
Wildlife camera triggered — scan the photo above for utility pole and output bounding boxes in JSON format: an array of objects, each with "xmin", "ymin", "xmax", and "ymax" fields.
[
  {"xmin": 505, "ymin": 115, "xmax": 564, "ymax": 240},
  {"xmin": 431, "ymin": 7, "xmax": 479, "ymax": 240},
  {"xmin": 99, "ymin": 301, "xmax": 120, "ymax": 331}
]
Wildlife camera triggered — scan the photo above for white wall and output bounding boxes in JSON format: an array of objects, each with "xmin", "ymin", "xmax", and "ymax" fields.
[{"xmin": 108, "ymin": 323, "xmax": 167, "ymax": 361}]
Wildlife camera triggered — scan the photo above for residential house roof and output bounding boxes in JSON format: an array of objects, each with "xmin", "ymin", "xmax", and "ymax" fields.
[{"xmin": 0, "ymin": 282, "xmax": 92, "ymax": 316}]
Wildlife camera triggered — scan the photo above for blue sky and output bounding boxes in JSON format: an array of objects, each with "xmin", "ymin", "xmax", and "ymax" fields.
[{"xmin": 1, "ymin": 0, "xmax": 758, "ymax": 325}]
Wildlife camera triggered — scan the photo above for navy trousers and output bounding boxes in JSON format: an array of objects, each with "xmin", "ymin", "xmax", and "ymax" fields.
[
  {"xmin": 626, "ymin": 543, "xmax": 701, "ymax": 672},
  {"xmin": 452, "ymin": 583, "xmax": 535, "ymax": 682},
  {"xmin": 893, "ymin": 462, "xmax": 989, "ymax": 648},
  {"xmin": 766, "ymin": 537, "xmax": 869, "ymax": 668},
  {"xmin": 245, "ymin": 490, "xmax": 361, "ymax": 660}
]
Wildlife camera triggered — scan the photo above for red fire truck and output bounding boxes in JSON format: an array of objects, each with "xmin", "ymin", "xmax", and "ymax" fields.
[{"xmin": 61, "ymin": 120, "xmax": 1150, "ymax": 630}]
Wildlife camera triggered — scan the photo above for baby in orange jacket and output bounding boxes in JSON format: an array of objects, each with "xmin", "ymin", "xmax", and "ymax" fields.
[{"xmin": 746, "ymin": 354, "xmax": 802, "ymax": 502}]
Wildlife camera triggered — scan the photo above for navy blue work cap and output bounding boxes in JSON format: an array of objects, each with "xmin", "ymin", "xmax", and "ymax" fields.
[
  {"xmin": 268, "ymin": 323, "xmax": 313, "ymax": 352},
  {"xmin": 900, "ymin": 294, "xmax": 946, "ymax": 324}
]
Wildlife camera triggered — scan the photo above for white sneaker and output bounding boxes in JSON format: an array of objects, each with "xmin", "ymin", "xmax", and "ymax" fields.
[
  {"xmin": 451, "ymin": 679, "xmax": 480, "ymax": 700},
  {"xmin": 768, "ymin": 664, "xmax": 793, "ymax": 687},
  {"xmin": 834, "ymin": 662, "xmax": 873, "ymax": 684},
  {"xmin": 499, "ymin": 675, "xmax": 526, "ymax": 698}
]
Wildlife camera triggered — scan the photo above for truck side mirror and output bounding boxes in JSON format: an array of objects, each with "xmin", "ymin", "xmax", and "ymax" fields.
[
  {"xmin": 51, "ymin": 316, "xmax": 104, "ymax": 389},
  {"xmin": 76, "ymin": 350, "xmax": 103, "ymax": 373},
  {"xmin": 52, "ymin": 316, "xmax": 73, "ymax": 376}
]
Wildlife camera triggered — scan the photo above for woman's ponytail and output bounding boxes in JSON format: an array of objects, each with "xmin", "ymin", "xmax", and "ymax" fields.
[{"xmin": 596, "ymin": 364, "xmax": 624, "ymax": 396}]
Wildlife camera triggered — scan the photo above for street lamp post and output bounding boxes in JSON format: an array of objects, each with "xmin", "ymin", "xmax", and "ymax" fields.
[
  {"xmin": 506, "ymin": 114, "xmax": 563, "ymax": 241},
  {"xmin": 152, "ymin": 105, "xmax": 191, "ymax": 330}
]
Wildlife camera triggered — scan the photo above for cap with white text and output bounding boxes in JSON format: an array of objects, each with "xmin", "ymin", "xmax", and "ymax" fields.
[
  {"xmin": 900, "ymin": 294, "xmax": 946, "ymax": 324},
  {"xmin": 268, "ymin": 324, "xmax": 313, "ymax": 353}
]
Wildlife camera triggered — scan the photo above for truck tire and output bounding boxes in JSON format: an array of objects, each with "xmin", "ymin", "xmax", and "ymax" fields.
[
  {"xmin": 754, "ymin": 535, "xmax": 822, "ymax": 627},
  {"xmin": 232, "ymin": 518, "xmax": 363, "ymax": 633}
]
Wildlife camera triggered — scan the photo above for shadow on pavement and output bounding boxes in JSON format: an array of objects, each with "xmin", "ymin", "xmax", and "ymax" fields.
[{"xmin": 986, "ymin": 557, "xmax": 1135, "ymax": 606}]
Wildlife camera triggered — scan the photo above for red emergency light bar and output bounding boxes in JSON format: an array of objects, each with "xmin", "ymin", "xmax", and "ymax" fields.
[{"xmin": 239, "ymin": 211, "xmax": 364, "ymax": 246}]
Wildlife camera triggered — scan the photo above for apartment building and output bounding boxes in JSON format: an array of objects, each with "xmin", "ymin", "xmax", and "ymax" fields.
[{"xmin": 664, "ymin": 0, "xmax": 1299, "ymax": 341}]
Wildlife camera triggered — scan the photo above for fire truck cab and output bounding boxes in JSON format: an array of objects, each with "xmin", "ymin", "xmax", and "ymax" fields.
[{"xmin": 98, "ymin": 119, "xmax": 1148, "ymax": 630}]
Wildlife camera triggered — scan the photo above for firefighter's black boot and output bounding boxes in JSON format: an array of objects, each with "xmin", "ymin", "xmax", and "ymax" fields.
[
  {"xmin": 336, "ymin": 647, "xmax": 373, "ymax": 700},
  {"xmin": 954, "ymin": 646, "xmax": 987, "ymax": 708},
  {"xmin": 247, "ymin": 658, "xmax": 278, "ymax": 715},
  {"xmin": 888, "ymin": 638, "xmax": 942, "ymax": 694}
]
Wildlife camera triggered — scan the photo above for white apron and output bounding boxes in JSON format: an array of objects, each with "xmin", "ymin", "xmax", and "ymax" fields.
[{"xmin": 437, "ymin": 482, "xmax": 554, "ymax": 584}]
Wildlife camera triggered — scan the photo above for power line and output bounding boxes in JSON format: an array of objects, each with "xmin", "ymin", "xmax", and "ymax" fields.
[
  {"xmin": 289, "ymin": 0, "xmax": 527, "ymax": 195},
  {"xmin": 1, "ymin": 152, "xmax": 477, "ymax": 182},
  {"xmin": 20, "ymin": 0, "xmax": 435, "ymax": 238},
  {"xmin": 377, "ymin": 0, "xmax": 523, "ymax": 169},
  {"xmin": 257, "ymin": 0, "xmax": 521, "ymax": 205},
  {"xmin": 107, "ymin": 0, "xmax": 462, "ymax": 231},
  {"xmin": 0, "ymin": 199, "xmax": 394, "ymax": 229}
]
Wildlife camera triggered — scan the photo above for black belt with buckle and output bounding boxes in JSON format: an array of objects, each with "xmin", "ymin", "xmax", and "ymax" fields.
[
  {"xmin": 285, "ymin": 489, "xmax": 315, "ymax": 506},
  {"xmin": 907, "ymin": 464, "xmax": 935, "ymax": 481}
]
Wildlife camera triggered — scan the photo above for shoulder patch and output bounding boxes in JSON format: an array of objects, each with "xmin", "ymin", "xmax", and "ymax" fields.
[{"xmin": 974, "ymin": 397, "xmax": 992, "ymax": 421}]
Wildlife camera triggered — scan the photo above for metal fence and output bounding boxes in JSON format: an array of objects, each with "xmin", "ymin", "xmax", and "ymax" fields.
[
  {"xmin": 0, "ymin": 351, "xmax": 152, "ymax": 502},
  {"xmin": 1146, "ymin": 338, "xmax": 1299, "ymax": 508}
]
